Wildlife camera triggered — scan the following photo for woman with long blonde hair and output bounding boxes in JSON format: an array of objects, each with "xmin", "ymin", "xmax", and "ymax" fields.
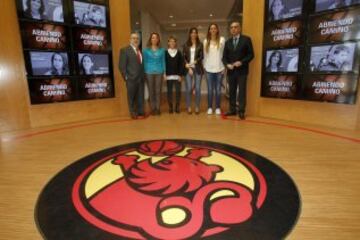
[{"xmin": 203, "ymin": 23, "xmax": 225, "ymax": 115}]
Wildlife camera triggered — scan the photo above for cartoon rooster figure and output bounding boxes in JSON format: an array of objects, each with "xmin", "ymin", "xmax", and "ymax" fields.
[{"xmin": 90, "ymin": 141, "xmax": 254, "ymax": 240}]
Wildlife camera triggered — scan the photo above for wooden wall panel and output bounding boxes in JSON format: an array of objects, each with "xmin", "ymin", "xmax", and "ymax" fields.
[
  {"xmin": 242, "ymin": 0, "xmax": 264, "ymax": 117},
  {"xmin": 242, "ymin": 0, "xmax": 360, "ymax": 130},
  {"xmin": 0, "ymin": 0, "xmax": 30, "ymax": 132}
]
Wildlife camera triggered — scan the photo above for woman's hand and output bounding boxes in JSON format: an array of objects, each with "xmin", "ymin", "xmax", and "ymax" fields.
[{"xmin": 188, "ymin": 68, "xmax": 194, "ymax": 76}]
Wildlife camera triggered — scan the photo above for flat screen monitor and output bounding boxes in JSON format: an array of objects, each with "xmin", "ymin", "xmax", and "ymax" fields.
[
  {"xmin": 262, "ymin": 74, "xmax": 299, "ymax": 98},
  {"xmin": 268, "ymin": 0, "xmax": 303, "ymax": 22},
  {"xmin": 303, "ymin": 74, "xmax": 358, "ymax": 104},
  {"xmin": 77, "ymin": 53, "xmax": 109, "ymax": 75},
  {"xmin": 308, "ymin": 8, "xmax": 360, "ymax": 43},
  {"xmin": 73, "ymin": 1, "xmax": 107, "ymax": 28},
  {"xmin": 21, "ymin": 22, "xmax": 67, "ymax": 50},
  {"xmin": 78, "ymin": 76, "xmax": 114, "ymax": 99},
  {"xmin": 315, "ymin": 0, "xmax": 360, "ymax": 12},
  {"xmin": 309, "ymin": 42, "xmax": 357, "ymax": 72},
  {"xmin": 28, "ymin": 78, "xmax": 73, "ymax": 104},
  {"xmin": 265, "ymin": 48, "xmax": 299, "ymax": 73},
  {"xmin": 29, "ymin": 51, "xmax": 70, "ymax": 76},
  {"xmin": 20, "ymin": 0, "xmax": 64, "ymax": 22},
  {"xmin": 264, "ymin": 20, "xmax": 303, "ymax": 48},
  {"xmin": 73, "ymin": 27, "xmax": 108, "ymax": 51}
]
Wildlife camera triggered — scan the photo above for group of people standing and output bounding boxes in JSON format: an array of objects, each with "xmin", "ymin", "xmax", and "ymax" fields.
[{"xmin": 119, "ymin": 21, "xmax": 254, "ymax": 120}]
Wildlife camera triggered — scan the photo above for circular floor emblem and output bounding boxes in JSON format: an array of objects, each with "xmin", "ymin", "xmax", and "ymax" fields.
[{"xmin": 36, "ymin": 140, "xmax": 300, "ymax": 239}]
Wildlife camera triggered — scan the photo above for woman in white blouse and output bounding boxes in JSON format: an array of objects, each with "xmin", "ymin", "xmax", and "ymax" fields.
[{"xmin": 203, "ymin": 23, "xmax": 225, "ymax": 115}]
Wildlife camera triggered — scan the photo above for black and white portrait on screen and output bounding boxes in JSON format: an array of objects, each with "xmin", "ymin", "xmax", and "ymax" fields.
[
  {"xmin": 30, "ymin": 51, "xmax": 69, "ymax": 76},
  {"xmin": 74, "ymin": 1, "xmax": 106, "ymax": 28},
  {"xmin": 22, "ymin": 0, "xmax": 64, "ymax": 22}
]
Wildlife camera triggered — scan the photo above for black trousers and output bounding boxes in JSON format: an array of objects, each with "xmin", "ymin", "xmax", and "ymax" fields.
[
  {"xmin": 228, "ymin": 73, "xmax": 247, "ymax": 113},
  {"xmin": 126, "ymin": 78, "xmax": 144, "ymax": 115},
  {"xmin": 167, "ymin": 80, "xmax": 181, "ymax": 108}
]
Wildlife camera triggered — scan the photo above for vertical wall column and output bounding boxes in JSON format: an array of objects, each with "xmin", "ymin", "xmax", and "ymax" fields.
[
  {"xmin": 0, "ymin": 0, "xmax": 31, "ymax": 132},
  {"xmin": 242, "ymin": 0, "xmax": 265, "ymax": 117}
]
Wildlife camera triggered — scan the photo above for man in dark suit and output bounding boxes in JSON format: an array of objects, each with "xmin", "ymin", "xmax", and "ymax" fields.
[
  {"xmin": 119, "ymin": 32, "xmax": 145, "ymax": 119},
  {"xmin": 223, "ymin": 21, "xmax": 254, "ymax": 119}
]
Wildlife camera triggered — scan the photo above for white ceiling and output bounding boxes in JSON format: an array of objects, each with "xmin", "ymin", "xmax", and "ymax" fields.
[{"xmin": 131, "ymin": 0, "xmax": 238, "ymax": 31}]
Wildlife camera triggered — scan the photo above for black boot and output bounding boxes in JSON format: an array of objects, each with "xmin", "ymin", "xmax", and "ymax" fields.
[
  {"xmin": 169, "ymin": 104, "xmax": 174, "ymax": 114},
  {"xmin": 175, "ymin": 103, "xmax": 180, "ymax": 114}
]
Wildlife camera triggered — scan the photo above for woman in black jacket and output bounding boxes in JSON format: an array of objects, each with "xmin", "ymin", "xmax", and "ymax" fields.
[{"xmin": 183, "ymin": 28, "xmax": 204, "ymax": 114}]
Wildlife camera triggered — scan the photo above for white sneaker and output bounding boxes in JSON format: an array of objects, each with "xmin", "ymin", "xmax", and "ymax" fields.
[
  {"xmin": 215, "ymin": 108, "xmax": 221, "ymax": 115},
  {"xmin": 207, "ymin": 108, "xmax": 213, "ymax": 115}
]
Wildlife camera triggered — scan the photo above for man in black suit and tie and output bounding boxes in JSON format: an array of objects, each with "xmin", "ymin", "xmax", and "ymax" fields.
[
  {"xmin": 223, "ymin": 21, "xmax": 254, "ymax": 119},
  {"xmin": 119, "ymin": 32, "xmax": 145, "ymax": 119}
]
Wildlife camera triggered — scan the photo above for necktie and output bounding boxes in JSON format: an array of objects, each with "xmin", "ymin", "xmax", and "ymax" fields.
[
  {"xmin": 136, "ymin": 49, "xmax": 142, "ymax": 64},
  {"xmin": 233, "ymin": 37, "xmax": 238, "ymax": 48}
]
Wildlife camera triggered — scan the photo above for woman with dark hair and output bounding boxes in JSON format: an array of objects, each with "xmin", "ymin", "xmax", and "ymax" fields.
[
  {"xmin": 266, "ymin": 50, "xmax": 283, "ymax": 72},
  {"xmin": 80, "ymin": 54, "xmax": 94, "ymax": 75},
  {"xmin": 183, "ymin": 27, "xmax": 204, "ymax": 114},
  {"xmin": 45, "ymin": 53, "xmax": 69, "ymax": 75},
  {"xmin": 203, "ymin": 23, "xmax": 225, "ymax": 115},
  {"xmin": 143, "ymin": 32, "xmax": 166, "ymax": 115},
  {"xmin": 269, "ymin": 0, "xmax": 287, "ymax": 21},
  {"xmin": 24, "ymin": 0, "xmax": 45, "ymax": 20}
]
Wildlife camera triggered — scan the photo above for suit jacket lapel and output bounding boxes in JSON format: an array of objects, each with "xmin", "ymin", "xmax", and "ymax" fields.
[
  {"xmin": 128, "ymin": 46, "xmax": 142, "ymax": 65},
  {"xmin": 128, "ymin": 46, "xmax": 137, "ymax": 58}
]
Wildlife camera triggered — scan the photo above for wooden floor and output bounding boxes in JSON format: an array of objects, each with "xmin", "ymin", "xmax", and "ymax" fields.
[{"xmin": 0, "ymin": 112, "xmax": 359, "ymax": 239}]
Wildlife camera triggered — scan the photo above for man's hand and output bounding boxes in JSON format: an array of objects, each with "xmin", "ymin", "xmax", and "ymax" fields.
[
  {"xmin": 234, "ymin": 61, "xmax": 242, "ymax": 67},
  {"xmin": 227, "ymin": 64, "xmax": 234, "ymax": 70}
]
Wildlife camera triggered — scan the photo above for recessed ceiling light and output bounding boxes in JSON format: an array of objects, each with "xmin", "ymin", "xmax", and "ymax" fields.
[
  {"xmin": 209, "ymin": 13, "xmax": 214, "ymax": 17},
  {"xmin": 171, "ymin": 23, "xmax": 177, "ymax": 27},
  {"xmin": 169, "ymin": 15, "xmax": 174, "ymax": 18}
]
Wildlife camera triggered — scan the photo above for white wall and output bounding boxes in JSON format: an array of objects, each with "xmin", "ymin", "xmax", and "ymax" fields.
[{"xmin": 140, "ymin": 11, "xmax": 163, "ymax": 47}]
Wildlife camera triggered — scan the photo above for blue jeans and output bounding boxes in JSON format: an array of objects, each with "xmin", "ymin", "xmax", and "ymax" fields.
[
  {"xmin": 185, "ymin": 72, "xmax": 202, "ymax": 109},
  {"xmin": 206, "ymin": 72, "xmax": 223, "ymax": 109}
]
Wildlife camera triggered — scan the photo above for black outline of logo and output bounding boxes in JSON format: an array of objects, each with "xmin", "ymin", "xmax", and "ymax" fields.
[{"xmin": 35, "ymin": 140, "xmax": 301, "ymax": 240}]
